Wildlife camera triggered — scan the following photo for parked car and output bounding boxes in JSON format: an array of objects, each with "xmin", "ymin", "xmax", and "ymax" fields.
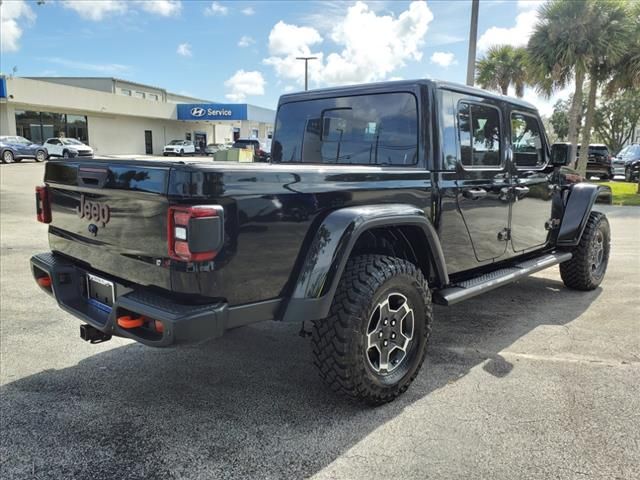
[
  {"xmin": 611, "ymin": 144, "xmax": 640, "ymax": 181},
  {"xmin": 31, "ymin": 79, "xmax": 612, "ymax": 405},
  {"xmin": 576, "ymin": 144, "xmax": 613, "ymax": 180},
  {"xmin": 44, "ymin": 138, "xmax": 93, "ymax": 159},
  {"xmin": 204, "ymin": 143, "xmax": 227, "ymax": 155},
  {"xmin": 0, "ymin": 136, "xmax": 48, "ymax": 163},
  {"xmin": 163, "ymin": 140, "xmax": 195, "ymax": 156},
  {"xmin": 232, "ymin": 138, "xmax": 269, "ymax": 162}
]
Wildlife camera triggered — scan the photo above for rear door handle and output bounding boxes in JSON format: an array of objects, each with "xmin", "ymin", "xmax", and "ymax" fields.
[{"xmin": 462, "ymin": 188, "xmax": 487, "ymax": 200}]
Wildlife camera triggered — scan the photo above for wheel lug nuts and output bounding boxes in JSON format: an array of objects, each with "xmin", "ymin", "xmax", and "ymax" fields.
[
  {"xmin": 383, "ymin": 319, "xmax": 388, "ymax": 325},
  {"xmin": 378, "ymin": 331, "xmax": 383, "ymax": 338},
  {"xmin": 391, "ymin": 333, "xmax": 396, "ymax": 339},
  {"xmin": 383, "ymin": 340, "xmax": 388, "ymax": 346},
  {"xmin": 391, "ymin": 320, "xmax": 396, "ymax": 326}
]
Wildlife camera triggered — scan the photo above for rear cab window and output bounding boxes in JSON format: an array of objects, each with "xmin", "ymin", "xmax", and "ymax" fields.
[
  {"xmin": 457, "ymin": 101, "xmax": 502, "ymax": 169},
  {"xmin": 272, "ymin": 92, "xmax": 419, "ymax": 166},
  {"xmin": 510, "ymin": 111, "xmax": 546, "ymax": 168}
]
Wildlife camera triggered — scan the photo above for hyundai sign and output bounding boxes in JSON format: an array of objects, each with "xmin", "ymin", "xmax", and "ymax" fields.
[{"xmin": 177, "ymin": 103, "xmax": 248, "ymax": 121}]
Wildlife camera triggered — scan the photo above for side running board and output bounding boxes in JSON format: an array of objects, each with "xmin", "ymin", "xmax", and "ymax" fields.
[{"xmin": 433, "ymin": 252, "xmax": 572, "ymax": 306}]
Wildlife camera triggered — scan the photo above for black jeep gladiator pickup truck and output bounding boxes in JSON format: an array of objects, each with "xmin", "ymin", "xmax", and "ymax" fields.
[{"xmin": 31, "ymin": 80, "xmax": 611, "ymax": 405}]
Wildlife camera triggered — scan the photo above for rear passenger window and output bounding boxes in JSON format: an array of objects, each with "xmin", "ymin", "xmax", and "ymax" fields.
[
  {"xmin": 458, "ymin": 102, "xmax": 501, "ymax": 168},
  {"xmin": 511, "ymin": 112, "xmax": 545, "ymax": 168},
  {"xmin": 272, "ymin": 92, "xmax": 418, "ymax": 166}
]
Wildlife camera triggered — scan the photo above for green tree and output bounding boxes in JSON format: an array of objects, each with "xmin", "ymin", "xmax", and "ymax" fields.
[
  {"xmin": 475, "ymin": 45, "xmax": 529, "ymax": 97},
  {"xmin": 549, "ymin": 98, "xmax": 586, "ymax": 142},
  {"xmin": 577, "ymin": 0, "xmax": 629, "ymax": 174},
  {"xmin": 594, "ymin": 89, "xmax": 640, "ymax": 154},
  {"xmin": 607, "ymin": 0, "xmax": 640, "ymax": 92},
  {"xmin": 528, "ymin": 0, "xmax": 594, "ymax": 170}
]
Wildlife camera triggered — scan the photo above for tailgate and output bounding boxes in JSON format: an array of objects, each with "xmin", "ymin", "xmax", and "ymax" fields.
[{"xmin": 44, "ymin": 160, "xmax": 173, "ymax": 291}]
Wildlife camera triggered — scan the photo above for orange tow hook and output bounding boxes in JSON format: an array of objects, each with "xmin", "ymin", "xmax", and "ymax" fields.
[{"xmin": 117, "ymin": 315, "xmax": 145, "ymax": 329}]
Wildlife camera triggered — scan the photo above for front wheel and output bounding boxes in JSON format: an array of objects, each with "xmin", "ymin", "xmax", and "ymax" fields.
[
  {"xmin": 625, "ymin": 167, "xmax": 632, "ymax": 182},
  {"xmin": 312, "ymin": 255, "xmax": 432, "ymax": 405},
  {"xmin": 2, "ymin": 150, "xmax": 14, "ymax": 164},
  {"xmin": 35, "ymin": 150, "xmax": 48, "ymax": 162},
  {"xmin": 62, "ymin": 150, "xmax": 70, "ymax": 159},
  {"xmin": 560, "ymin": 211, "xmax": 610, "ymax": 290}
]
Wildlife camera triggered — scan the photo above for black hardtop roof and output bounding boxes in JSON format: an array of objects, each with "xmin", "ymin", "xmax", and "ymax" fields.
[{"xmin": 278, "ymin": 78, "xmax": 538, "ymax": 111}]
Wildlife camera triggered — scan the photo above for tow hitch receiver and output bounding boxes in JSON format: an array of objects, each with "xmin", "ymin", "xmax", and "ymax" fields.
[{"xmin": 80, "ymin": 324, "xmax": 112, "ymax": 344}]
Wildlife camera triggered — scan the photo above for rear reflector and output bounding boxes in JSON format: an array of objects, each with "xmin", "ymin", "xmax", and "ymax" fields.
[
  {"xmin": 167, "ymin": 205, "xmax": 223, "ymax": 262},
  {"xmin": 35, "ymin": 185, "xmax": 52, "ymax": 223},
  {"xmin": 36, "ymin": 275, "xmax": 52, "ymax": 288}
]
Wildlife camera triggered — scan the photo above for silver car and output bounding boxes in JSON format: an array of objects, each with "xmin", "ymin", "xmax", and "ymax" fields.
[{"xmin": 611, "ymin": 144, "xmax": 640, "ymax": 178}]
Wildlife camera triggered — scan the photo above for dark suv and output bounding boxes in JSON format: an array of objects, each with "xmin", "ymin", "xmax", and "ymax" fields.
[
  {"xmin": 31, "ymin": 79, "xmax": 612, "ymax": 405},
  {"xmin": 576, "ymin": 144, "xmax": 612, "ymax": 179},
  {"xmin": 612, "ymin": 144, "xmax": 640, "ymax": 182}
]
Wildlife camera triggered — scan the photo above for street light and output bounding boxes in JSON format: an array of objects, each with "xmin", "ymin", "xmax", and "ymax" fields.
[
  {"xmin": 295, "ymin": 56, "xmax": 318, "ymax": 91},
  {"xmin": 466, "ymin": 0, "xmax": 479, "ymax": 86}
]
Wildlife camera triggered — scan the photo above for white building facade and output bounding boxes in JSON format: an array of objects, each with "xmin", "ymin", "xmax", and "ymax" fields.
[{"xmin": 0, "ymin": 76, "xmax": 275, "ymax": 156}]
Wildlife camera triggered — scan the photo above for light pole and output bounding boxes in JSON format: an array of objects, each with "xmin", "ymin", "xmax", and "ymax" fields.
[
  {"xmin": 296, "ymin": 56, "xmax": 318, "ymax": 91},
  {"xmin": 466, "ymin": 0, "xmax": 479, "ymax": 86}
]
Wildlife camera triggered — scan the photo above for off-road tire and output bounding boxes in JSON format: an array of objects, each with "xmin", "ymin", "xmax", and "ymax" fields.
[
  {"xmin": 560, "ymin": 211, "xmax": 610, "ymax": 290},
  {"xmin": 312, "ymin": 255, "xmax": 432, "ymax": 405}
]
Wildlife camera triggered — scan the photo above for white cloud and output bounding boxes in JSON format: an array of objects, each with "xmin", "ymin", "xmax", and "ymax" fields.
[
  {"xmin": 61, "ymin": 1, "xmax": 128, "ymax": 21},
  {"xmin": 46, "ymin": 57, "xmax": 130, "ymax": 74},
  {"xmin": 430, "ymin": 51, "xmax": 457, "ymax": 68},
  {"xmin": 264, "ymin": 1, "xmax": 433, "ymax": 88},
  {"xmin": 224, "ymin": 70, "xmax": 265, "ymax": 102},
  {"xmin": 238, "ymin": 35, "xmax": 255, "ymax": 48},
  {"xmin": 477, "ymin": 0, "xmax": 540, "ymax": 52},
  {"xmin": 388, "ymin": 76, "xmax": 404, "ymax": 81},
  {"xmin": 138, "ymin": 0, "xmax": 182, "ymax": 17},
  {"xmin": 204, "ymin": 1, "xmax": 228, "ymax": 16},
  {"xmin": 0, "ymin": 0, "xmax": 35, "ymax": 52},
  {"xmin": 241, "ymin": 6, "xmax": 255, "ymax": 16},
  {"xmin": 521, "ymin": 84, "xmax": 573, "ymax": 117},
  {"xmin": 176, "ymin": 43, "xmax": 192, "ymax": 57}
]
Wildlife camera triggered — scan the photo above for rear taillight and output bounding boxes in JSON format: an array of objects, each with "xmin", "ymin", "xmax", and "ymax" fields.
[
  {"xmin": 35, "ymin": 185, "xmax": 52, "ymax": 223},
  {"xmin": 167, "ymin": 205, "xmax": 223, "ymax": 262}
]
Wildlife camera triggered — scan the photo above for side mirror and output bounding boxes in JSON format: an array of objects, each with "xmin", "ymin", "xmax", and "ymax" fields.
[{"xmin": 551, "ymin": 143, "xmax": 570, "ymax": 166}]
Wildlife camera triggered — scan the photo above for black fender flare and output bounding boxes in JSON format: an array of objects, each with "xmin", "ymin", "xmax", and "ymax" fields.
[
  {"xmin": 281, "ymin": 204, "xmax": 448, "ymax": 322},
  {"xmin": 557, "ymin": 183, "xmax": 611, "ymax": 247}
]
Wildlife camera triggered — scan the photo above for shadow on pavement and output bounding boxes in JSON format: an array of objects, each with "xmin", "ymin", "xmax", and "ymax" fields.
[{"xmin": 0, "ymin": 275, "xmax": 601, "ymax": 479}]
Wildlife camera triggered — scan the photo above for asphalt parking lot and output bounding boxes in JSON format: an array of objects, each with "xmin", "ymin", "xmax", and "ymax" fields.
[{"xmin": 1, "ymin": 161, "xmax": 639, "ymax": 480}]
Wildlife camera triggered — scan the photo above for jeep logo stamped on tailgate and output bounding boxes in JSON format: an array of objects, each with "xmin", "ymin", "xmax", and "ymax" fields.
[{"xmin": 77, "ymin": 195, "xmax": 111, "ymax": 227}]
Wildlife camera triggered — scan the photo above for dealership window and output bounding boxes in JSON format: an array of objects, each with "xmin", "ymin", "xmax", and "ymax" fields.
[
  {"xmin": 133, "ymin": 91, "xmax": 145, "ymax": 99},
  {"xmin": 147, "ymin": 93, "xmax": 159, "ymax": 101},
  {"xmin": 120, "ymin": 88, "xmax": 132, "ymax": 96},
  {"xmin": 15, "ymin": 110, "xmax": 88, "ymax": 143},
  {"xmin": 272, "ymin": 92, "xmax": 418, "ymax": 165}
]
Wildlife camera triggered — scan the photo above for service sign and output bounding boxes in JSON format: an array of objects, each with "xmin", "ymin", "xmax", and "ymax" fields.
[{"xmin": 177, "ymin": 103, "xmax": 248, "ymax": 121}]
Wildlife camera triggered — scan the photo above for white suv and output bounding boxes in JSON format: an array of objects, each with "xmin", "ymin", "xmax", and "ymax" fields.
[
  {"xmin": 163, "ymin": 140, "xmax": 195, "ymax": 156},
  {"xmin": 44, "ymin": 138, "xmax": 94, "ymax": 158}
]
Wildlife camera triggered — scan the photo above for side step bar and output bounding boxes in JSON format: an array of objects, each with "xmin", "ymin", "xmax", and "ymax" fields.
[{"xmin": 433, "ymin": 252, "xmax": 572, "ymax": 306}]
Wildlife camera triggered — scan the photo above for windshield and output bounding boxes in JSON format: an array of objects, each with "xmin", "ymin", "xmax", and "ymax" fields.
[
  {"xmin": 168, "ymin": 140, "xmax": 183, "ymax": 145},
  {"xmin": 61, "ymin": 138, "xmax": 84, "ymax": 145},
  {"xmin": 15, "ymin": 136, "xmax": 31, "ymax": 144}
]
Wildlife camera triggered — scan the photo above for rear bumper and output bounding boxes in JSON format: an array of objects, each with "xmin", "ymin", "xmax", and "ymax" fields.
[
  {"xmin": 30, "ymin": 252, "xmax": 228, "ymax": 347},
  {"xmin": 586, "ymin": 164, "xmax": 611, "ymax": 176}
]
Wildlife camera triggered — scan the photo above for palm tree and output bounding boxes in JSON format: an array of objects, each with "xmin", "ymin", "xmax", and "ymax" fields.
[
  {"xmin": 528, "ymin": 0, "xmax": 593, "ymax": 170},
  {"xmin": 578, "ymin": 0, "xmax": 630, "ymax": 177},
  {"xmin": 607, "ymin": 0, "xmax": 640, "ymax": 92},
  {"xmin": 475, "ymin": 45, "xmax": 529, "ymax": 97}
]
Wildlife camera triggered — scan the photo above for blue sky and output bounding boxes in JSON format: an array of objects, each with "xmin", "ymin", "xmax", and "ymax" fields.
[{"xmin": 0, "ymin": 0, "xmax": 563, "ymax": 113}]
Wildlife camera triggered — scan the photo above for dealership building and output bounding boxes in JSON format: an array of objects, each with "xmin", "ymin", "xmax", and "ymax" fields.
[{"xmin": 0, "ymin": 76, "xmax": 275, "ymax": 156}]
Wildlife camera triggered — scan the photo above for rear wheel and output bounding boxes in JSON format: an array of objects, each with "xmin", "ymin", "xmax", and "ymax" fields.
[
  {"xmin": 2, "ymin": 150, "xmax": 14, "ymax": 164},
  {"xmin": 179, "ymin": 149, "xmax": 184, "ymax": 157},
  {"xmin": 312, "ymin": 255, "xmax": 432, "ymax": 405},
  {"xmin": 560, "ymin": 211, "xmax": 610, "ymax": 290},
  {"xmin": 625, "ymin": 166, "xmax": 632, "ymax": 182}
]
